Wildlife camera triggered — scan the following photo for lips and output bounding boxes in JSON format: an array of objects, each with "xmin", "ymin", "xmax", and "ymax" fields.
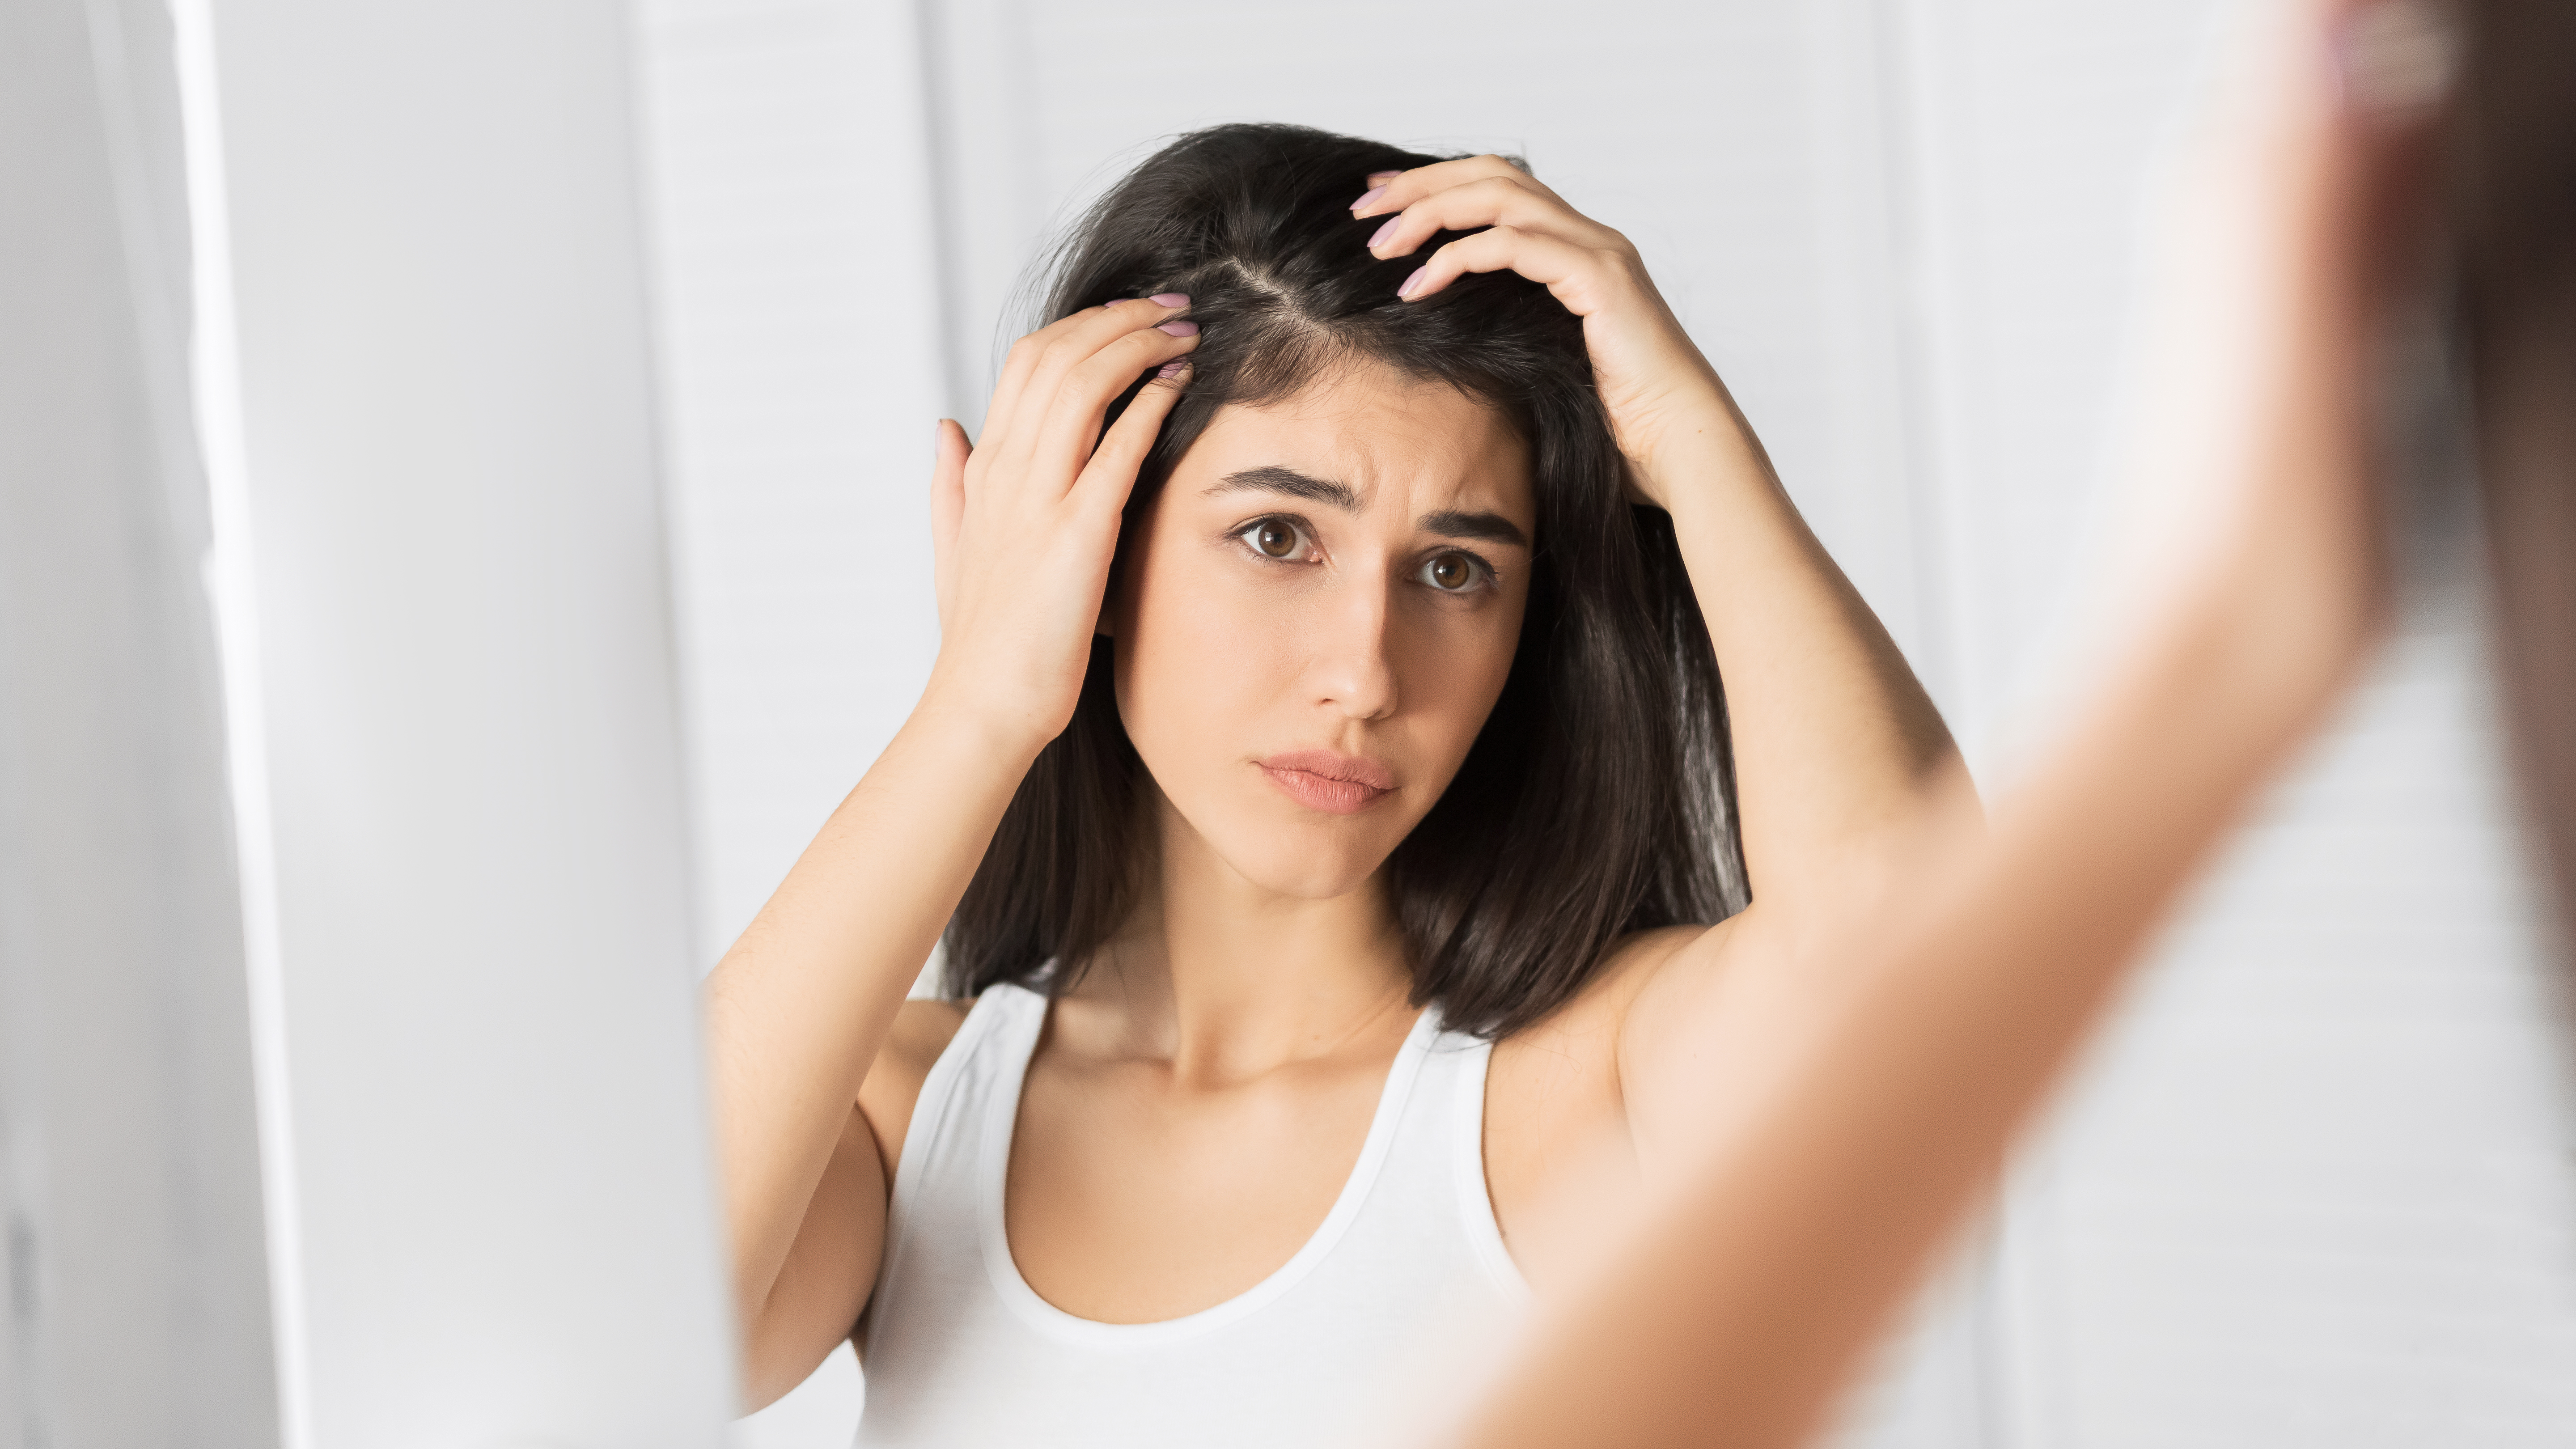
[{"xmin": 1257, "ymin": 749, "xmax": 1397, "ymax": 816}]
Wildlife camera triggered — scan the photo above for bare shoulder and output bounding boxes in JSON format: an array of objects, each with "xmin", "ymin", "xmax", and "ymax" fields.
[
  {"xmin": 1485, "ymin": 918, "xmax": 1746, "ymax": 1141},
  {"xmin": 1482, "ymin": 924, "xmax": 1723, "ymax": 1284},
  {"xmin": 1615, "ymin": 907, "xmax": 1765, "ymax": 1073},
  {"xmin": 1492, "ymin": 922, "xmax": 1725, "ymax": 1074},
  {"xmin": 1485, "ymin": 924, "xmax": 1720, "ymax": 1138},
  {"xmin": 854, "ymin": 998, "xmax": 971, "ymax": 1183}
]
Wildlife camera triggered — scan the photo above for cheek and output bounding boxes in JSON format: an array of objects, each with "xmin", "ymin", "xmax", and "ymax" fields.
[
  {"xmin": 1388, "ymin": 600, "xmax": 1524, "ymax": 751},
  {"xmin": 1113, "ymin": 541, "xmax": 1298, "ymax": 762}
]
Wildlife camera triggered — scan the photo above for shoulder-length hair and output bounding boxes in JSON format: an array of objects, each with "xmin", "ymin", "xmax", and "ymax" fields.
[{"xmin": 940, "ymin": 123, "xmax": 1745, "ymax": 1038}]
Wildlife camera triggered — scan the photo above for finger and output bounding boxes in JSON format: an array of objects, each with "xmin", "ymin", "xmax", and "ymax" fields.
[
  {"xmin": 1396, "ymin": 225, "xmax": 1636, "ymax": 316},
  {"xmin": 929, "ymin": 417, "xmax": 969, "ymax": 630},
  {"xmin": 1362, "ymin": 174, "xmax": 1621, "ymax": 263},
  {"xmin": 975, "ymin": 330, "xmax": 1051, "ymax": 455},
  {"xmin": 982, "ymin": 294, "xmax": 1190, "ymax": 455},
  {"xmin": 1072, "ymin": 360, "xmax": 1190, "ymax": 515},
  {"xmin": 1002, "ymin": 296, "xmax": 1191, "ymax": 460},
  {"xmin": 1028, "ymin": 321, "xmax": 1200, "ymax": 483},
  {"xmin": 979, "ymin": 306, "xmax": 1114, "ymax": 451},
  {"xmin": 1350, "ymin": 153, "xmax": 1565, "ymax": 219}
]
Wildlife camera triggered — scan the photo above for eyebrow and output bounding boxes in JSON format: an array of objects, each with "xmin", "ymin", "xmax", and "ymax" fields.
[
  {"xmin": 1205, "ymin": 466, "xmax": 1531, "ymax": 549},
  {"xmin": 1205, "ymin": 466, "xmax": 1358, "ymax": 511},
  {"xmin": 1420, "ymin": 508, "xmax": 1530, "ymax": 549}
]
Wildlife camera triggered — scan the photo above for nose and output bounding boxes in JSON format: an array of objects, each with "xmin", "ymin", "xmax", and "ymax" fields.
[{"xmin": 1309, "ymin": 574, "xmax": 1398, "ymax": 721}]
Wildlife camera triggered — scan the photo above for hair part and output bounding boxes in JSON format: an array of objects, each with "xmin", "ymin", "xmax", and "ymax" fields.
[{"xmin": 941, "ymin": 123, "xmax": 1745, "ymax": 1038}]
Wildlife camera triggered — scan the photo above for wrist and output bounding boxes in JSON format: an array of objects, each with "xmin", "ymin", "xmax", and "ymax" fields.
[
  {"xmin": 1631, "ymin": 405, "xmax": 1775, "ymax": 522},
  {"xmin": 911, "ymin": 665, "xmax": 1063, "ymax": 771},
  {"xmin": 1608, "ymin": 359, "xmax": 1756, "ymax": 500}
]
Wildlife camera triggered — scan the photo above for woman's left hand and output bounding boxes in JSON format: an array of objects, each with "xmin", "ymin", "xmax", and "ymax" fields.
[{"xmin": 1351, "ymin": 158, "xmax": 1737, "ymax": 507}]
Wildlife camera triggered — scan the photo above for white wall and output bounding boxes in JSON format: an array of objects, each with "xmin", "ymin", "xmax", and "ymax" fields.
[
  {"xmin": 635, "ymin": 1, "xmax": 2576, "ymax": 1445},
  {"xmin": 635, "ymin": 0, "xmax": 946, "ymax": 975},
  {"xmin": 206, "ymin": 2, "xmax": 735, "ymax": 1444},
  {"xmin": 633, "ymin": 2, "xmax": 952, "ymax": 1437}
]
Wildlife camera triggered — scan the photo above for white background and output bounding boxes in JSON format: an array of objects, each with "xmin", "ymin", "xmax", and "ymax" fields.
[{"xmin": 633, "ymin": 2, "xmax": 2576, "ymax": 1447}]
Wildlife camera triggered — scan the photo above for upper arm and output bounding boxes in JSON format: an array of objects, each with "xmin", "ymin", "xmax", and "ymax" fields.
[
  {"xmin": 1617, "ymin": 773, "xmax": 1986, "ymax": 1171},
  {"xmin": 737, "ymin": 998, "xmax": 967, "ymax": 1412},
  {"xmin": 1625, "ymin": 893, "xmax": 1948, "ymax": 1165},
  {"xmin": 1615, "ymin": 890, "xmax": 1915, "ymax": 1181}
]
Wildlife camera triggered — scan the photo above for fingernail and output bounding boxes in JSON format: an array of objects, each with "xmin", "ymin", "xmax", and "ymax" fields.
[
  {"xmin": 1149, "ymin": 292, "xmax": 1191, "ymax": 308},
  {"xmin": 1156, "ymin": 319, "xmax": 1199, "ymax": 336},
  {"xmin": 1157, "ymin": 360, "xmax": 1189, "ymax": 380},
  {"xmin": 2333, "ymin": 0, "xmax": 2454, "ymax": 119},
  {"xmin": 1350, "ymin": 185, "xmax": 1386, "ymax": 213},
  {"xmin": 1367, "ymin": 216, "xmax": 1401, "ymax": 252},
  {"xmin": 1367, "ymin": 170, "xmax": 1401, "ymax": 185},
  {"xmin": 1397, "ymin": 267, "xmax": 1427, "ymax": 300}
]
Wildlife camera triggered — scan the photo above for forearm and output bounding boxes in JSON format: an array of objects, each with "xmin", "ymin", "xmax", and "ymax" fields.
[
  {"xmin": 703, "ymin": 689, "xmax": 1040, "ymax": 1324},
  {"xmin": 1647, "ymin": 391, "xmax": 1965, "ymax": 911}
]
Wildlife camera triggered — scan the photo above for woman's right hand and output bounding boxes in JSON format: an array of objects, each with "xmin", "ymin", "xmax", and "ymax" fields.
[{"xmin": 923, "ymin": 295, "xmax": 1199, "ymax": 750}]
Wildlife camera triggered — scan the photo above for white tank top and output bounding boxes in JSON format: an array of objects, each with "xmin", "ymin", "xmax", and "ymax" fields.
[{"xmin": 853, "ymin": 982, "xmax": 1530, "ymax": 1448}]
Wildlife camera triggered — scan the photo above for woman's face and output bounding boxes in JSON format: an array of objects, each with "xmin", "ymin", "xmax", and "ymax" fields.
[{"xmin": 1111, "ymin": 360, "xmax": 1536, "ymax": 902}]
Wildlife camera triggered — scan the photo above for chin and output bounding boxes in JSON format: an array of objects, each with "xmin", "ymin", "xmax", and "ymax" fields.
[{"xmin": 1209, "ymin": 817, "xmax": 1396, "ymax": 901}]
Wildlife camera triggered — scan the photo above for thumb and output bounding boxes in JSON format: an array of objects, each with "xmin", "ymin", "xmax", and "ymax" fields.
[
  {"xmin": 927, "ymin": 415, "xmax": 968, "ymax": 624},
  {"xmin": 930, "ymin": 418, "xmax": 970, "ymax": 631}
]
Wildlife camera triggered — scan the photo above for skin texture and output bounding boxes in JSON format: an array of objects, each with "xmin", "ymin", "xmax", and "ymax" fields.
[
  {"xmin": 1429, "ymin": 2, "xmax": 2436, "ymax": 1445},
  {"xmin": 704, "ymin": 138, "xmax": 1962, "ymax": 1409}
]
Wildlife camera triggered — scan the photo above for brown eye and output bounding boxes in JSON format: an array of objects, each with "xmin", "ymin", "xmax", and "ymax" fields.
[
  {"xmin": 1254, "ymin": 520, "xmax": 1299, "ymax": 558},
  {"xmin": 1428, "ymin": 553, "xmax": 1474, "ymax": 590}
]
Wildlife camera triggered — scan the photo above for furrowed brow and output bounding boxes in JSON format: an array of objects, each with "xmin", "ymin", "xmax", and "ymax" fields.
[
  {"xmin": 1421, "ymin": 508, "xmax": 1530, "ymax": 549},
  {"xmin": 1203, "ymin": 466, "xmax": 1361, "ymax": 512}
]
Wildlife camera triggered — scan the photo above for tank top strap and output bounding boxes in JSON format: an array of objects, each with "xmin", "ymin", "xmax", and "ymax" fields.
[
  {"xmin": 879, "ymin": 981, "xmax": 1049, "ymax": 1280},
  {"xmin": 1415, "ymin": 1017, "xmax": 1529, "ymax": 1302}
]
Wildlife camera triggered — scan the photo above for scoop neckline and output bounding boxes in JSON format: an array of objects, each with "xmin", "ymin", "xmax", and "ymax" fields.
[{"xmin": 974, "ymin": 983, "xmax": 1439, "ymax": 1348}]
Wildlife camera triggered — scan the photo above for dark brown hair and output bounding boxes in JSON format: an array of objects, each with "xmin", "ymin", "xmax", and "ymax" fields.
[
  {"xmin": 938, "ymin": 123, "xmax": 1746, "ymax": 1038},
  {"xmin": 2451, "ymin": 0, "xmax": 2576, "ymax": 934}
]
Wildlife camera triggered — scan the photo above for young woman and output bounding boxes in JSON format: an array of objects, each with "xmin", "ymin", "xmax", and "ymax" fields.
[{"xmin": 705, "ymin": 123, "xmax": 1966, "ymax": 1444}]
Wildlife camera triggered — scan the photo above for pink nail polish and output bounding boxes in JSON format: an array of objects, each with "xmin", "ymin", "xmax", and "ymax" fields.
[
  {"xmin": 1367, "ymin": 216, "xmax": 1401, "ymax": 251},
  {"xmin": 1157, "ymin": 360, "xmax": 1188, "ymax": 379},
  {"xmin": 2333, "ymin": 0, "xmax": 2455, "ymax": 119},
  {"xmin": 1397, "ymin": 267, "xmax": 1428, "ymax": 300},
  {"xmin": 1350, "ymin": 185, "xmax": 1386, "ymax": 213},
  {"xmin": 1366, "ymin": 170, "xmax": 1401, "ymax": 186},
  {"xmin": 1157, "ymin": 320, "xmax": 1199, "ymax": 336},
  {"xmin": 1149, "ymin": 292, "xmax": 1191, "ymax": 308}
]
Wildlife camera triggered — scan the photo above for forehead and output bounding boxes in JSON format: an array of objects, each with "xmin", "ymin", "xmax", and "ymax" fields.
[{"xmin": 1176, "ymin": 361, "xmax": 1534, "ymax": 522}]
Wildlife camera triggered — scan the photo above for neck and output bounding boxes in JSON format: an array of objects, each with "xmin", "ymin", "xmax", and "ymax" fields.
[{"xmin": 1070, "ymin": 795, "xmax": 1416, "ymax": 1083}]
